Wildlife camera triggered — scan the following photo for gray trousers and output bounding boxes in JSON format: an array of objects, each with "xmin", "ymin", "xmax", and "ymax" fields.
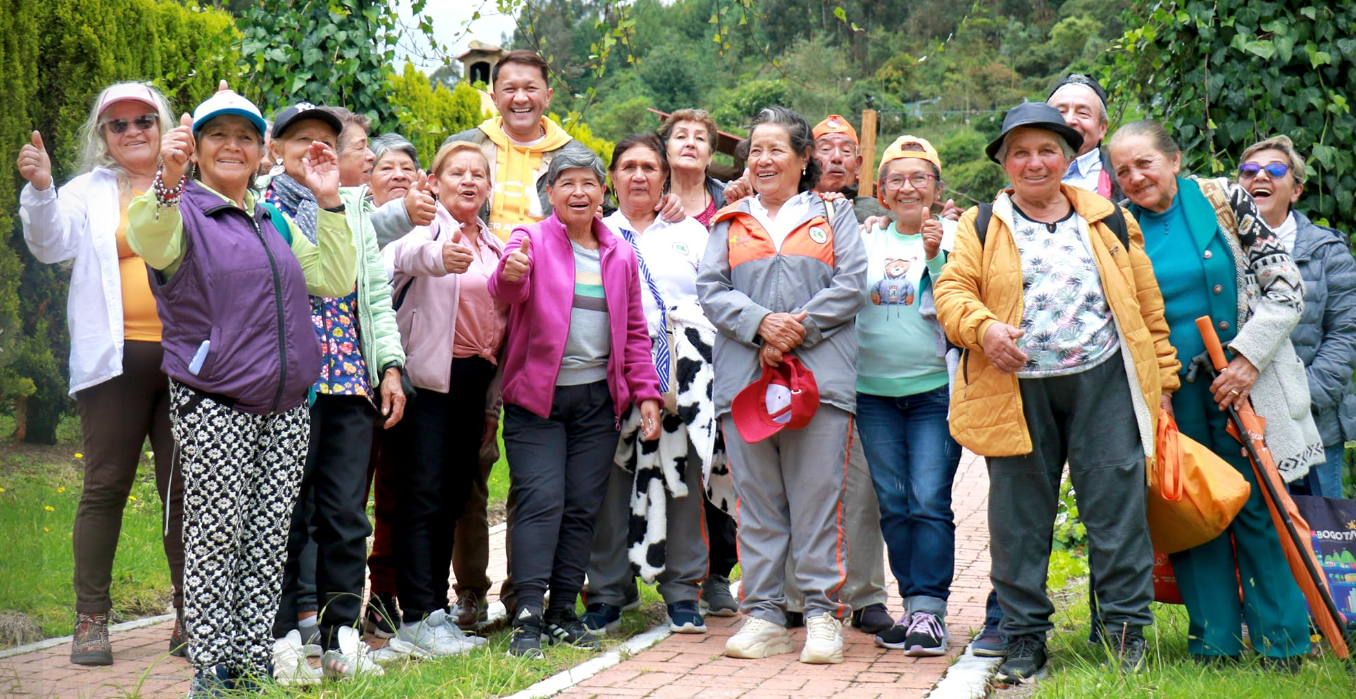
[
  {"xmin": 787, "ymin": 421, "xmax": 887, "ymax": 613},
  {"xmin": 723, "ymin": 405, "xmax": 852, "ymax": 625},
  {"xmin": 585, "ymin": 456, "xmax": 708, "ymax": 605},
  {"xmin": 988, "ymin": 351, "xmax": 1154, "ymax": 641}
]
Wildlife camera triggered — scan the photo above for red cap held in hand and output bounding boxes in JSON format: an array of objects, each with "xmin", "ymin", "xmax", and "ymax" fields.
[{"xmin": 731, "ymin": 355, "xmax": 819, "ymax": 444}]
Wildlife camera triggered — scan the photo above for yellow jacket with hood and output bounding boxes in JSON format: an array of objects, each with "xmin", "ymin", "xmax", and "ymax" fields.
[{"xmin": 933, "ymin": 184, "xmax": 1180, "ymax": 461}]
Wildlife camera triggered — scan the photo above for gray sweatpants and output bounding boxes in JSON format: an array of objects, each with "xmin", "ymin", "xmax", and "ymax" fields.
[
  {"xmin": 585, "ymin": 456, "xmax": 708, "ymax": 605},
  {"xmin": 787, "ymin": 421, "xmax": 887, "ymax": 613},
  {"xmin": 723, "ymin": 405, "xmax": 853, "ymax": 625},
  {"xmin": 987, "ymin": 350, "xmax": 1154, "ymax": 641}
]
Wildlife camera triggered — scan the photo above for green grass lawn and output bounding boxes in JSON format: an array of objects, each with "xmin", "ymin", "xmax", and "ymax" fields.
[
  {"xmin": 1015, "ymin": 581, "xmax": 1355, "ymax": 699},
  {"xmin": 0, "ymin": 415, "xmax": 178, "ymax": 643}
]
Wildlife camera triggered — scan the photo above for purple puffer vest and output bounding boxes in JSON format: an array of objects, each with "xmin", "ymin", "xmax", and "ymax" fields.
[{"xmin": 150, "ymin": 180, "xmax": 321, "ymax": 414}]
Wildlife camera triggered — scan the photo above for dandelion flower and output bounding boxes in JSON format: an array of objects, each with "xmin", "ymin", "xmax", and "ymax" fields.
[
  {"xmin": 57, "ymin": 487, "xmax": 66, "ymax": 493},
  {"xmin": 45, "ymin": 506, "xmax": 54, "ymax": 512},
  {"xmin": 74, "ymin": 453, "xmax": 83, "ymax": 459},
  {"xmin": 128, "ymin": 495, "xmax": 137, "ymax": 502},
  {"xmin": 43, "ymin": 527, "xmax": 50, "ymax": 532},
  {"xmin": 0, "ymin": 487, "xmax": 6, "ymax": 493}
]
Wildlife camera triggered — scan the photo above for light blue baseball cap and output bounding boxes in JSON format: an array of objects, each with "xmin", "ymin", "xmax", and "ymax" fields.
[{"xmin": 191, "ymin": 90, "xmax": 267, "ymax": 138}]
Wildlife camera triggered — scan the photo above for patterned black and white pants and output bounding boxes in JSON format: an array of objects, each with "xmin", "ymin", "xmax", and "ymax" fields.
[{"xmin": 170, "ymin": 380, "xmax": 309, "ymax": 677}]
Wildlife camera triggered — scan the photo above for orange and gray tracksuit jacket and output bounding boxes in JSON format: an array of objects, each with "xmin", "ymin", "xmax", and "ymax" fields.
[{"xmin": 697, "ymin": 192, "xmax": 867, "ymax": 418}]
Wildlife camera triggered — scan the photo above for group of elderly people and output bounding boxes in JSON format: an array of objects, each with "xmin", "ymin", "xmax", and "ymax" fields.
[{"xmin": 16, "ymin": 44, "xmax": 1352, "ymax": 694}]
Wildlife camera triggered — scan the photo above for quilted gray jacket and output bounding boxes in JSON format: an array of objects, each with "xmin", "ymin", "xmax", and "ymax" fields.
[{"xmin": 1288, "ymin": 210, "xmax": 1356, "ymax": 447}]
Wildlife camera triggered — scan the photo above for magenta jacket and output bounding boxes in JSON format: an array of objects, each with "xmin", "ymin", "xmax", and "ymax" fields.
[{"xmin": 488, "ymin": 212, "xmax": 662, "ymax": 421}]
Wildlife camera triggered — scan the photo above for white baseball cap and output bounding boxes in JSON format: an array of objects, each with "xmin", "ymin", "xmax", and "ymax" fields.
[
  {"xmin": 96, "ymin": 83, "xmax": 158, "ymax": 116},
  {"xmin": 191, "ymin": 90, "xmax": 267, "ymax": 138}
]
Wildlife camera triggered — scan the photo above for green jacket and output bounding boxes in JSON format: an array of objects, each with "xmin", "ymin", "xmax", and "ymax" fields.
[{"xmin": 342, "ymin": 186, "xmax": 405, "ymax": 374}]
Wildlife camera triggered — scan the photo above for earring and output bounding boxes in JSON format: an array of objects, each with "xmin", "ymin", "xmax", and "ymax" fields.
[{"xmin": 801, "ymin": 165, "xmax": 807, "ymax": 175}]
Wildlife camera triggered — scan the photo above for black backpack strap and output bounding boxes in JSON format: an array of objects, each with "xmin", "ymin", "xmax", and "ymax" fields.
[
  {"xmin": 975, "ymin": 203, "xmax": 993, "ymax": 247},
  {"xmin": 1105, "ymin": 204, "xmax": 1129, "ymax": 248}
]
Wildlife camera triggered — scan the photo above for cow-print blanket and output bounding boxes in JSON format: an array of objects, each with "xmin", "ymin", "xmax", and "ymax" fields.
[{"xmin": 614, "ymin": 303, "xmax": 734, "ymax": 583}]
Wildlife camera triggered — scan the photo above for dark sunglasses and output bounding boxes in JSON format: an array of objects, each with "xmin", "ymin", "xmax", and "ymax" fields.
[
  {"xmin": 1238, "ymin": 162, "xmax": 1290, "ymax": 179},
  {"xmin": 101, "ymin": 113, "xmax": 158, "ymax": 135}
]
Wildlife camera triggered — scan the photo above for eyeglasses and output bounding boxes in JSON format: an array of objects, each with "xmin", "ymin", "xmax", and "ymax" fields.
[
  {"xmin": 882, "ymin": 173, "xmax": 938, "ymax": 190},
  {"xmin": 101, "ymin": 114, "xmax": 158, "ymax": 135},
  {"xmin": 1238, "ymin": 162, "xmax": 1290, "ymax": 180}
]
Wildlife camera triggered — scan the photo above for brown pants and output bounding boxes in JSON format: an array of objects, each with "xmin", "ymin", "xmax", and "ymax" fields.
[{"xmin": 72, "ymin": 341, "xmax": 183, "ymax": 612}]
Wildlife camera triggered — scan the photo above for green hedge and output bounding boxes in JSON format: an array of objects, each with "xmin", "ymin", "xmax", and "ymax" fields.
[{"xmin": 2, "ymin": 0, "xmax": 240, "ymax": 442}]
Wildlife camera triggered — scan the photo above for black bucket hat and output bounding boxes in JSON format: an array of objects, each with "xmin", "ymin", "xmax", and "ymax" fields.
[
  {"xmin": 984, "ymin": 101, "xmax": 1085, "ymax": 164},
  {"xmin": 270, "ymin": 103, "xmax": 343, "ymax": 141}
]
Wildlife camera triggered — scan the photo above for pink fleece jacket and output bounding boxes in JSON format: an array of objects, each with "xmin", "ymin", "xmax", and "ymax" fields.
[{"xmin": 488, "ymin": 212, "xmax": 662, "ymax": 421}]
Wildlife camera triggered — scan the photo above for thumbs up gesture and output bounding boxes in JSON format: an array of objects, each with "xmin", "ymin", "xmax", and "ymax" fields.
[
  {"xmin": 160, "ymin": 113, "xmax": 196, "ymax": 185},
  {"xmin": 502, "ymin": 235, "xmax": 531, "ymax": 283},
  {"xmin": 405, "ymin": 171, "xmax": 437, "ymax": 227},
  {"xmin": 16, "ymin": 130, "xmax": 53, "ymax": 190},
  {"xmin": 442, "ymin": 224, "xmax": 475, "ymax": 274}
]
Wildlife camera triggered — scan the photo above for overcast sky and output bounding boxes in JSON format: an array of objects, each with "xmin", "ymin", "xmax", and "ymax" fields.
[{"xmin": 392, "ymin": 0, "xmax": 519, "ymax": 73}]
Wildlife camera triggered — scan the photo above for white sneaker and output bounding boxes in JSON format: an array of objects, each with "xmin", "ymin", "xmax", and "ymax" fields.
[
  {"xmin": 367, "ymin": 636, "xmax": 431, "ymax": 666},
  {"xmin": 320, "ymin": 626, "xmax": 385, "ymax": 679},
  {"xmin": 272, "ymin": 630, "xmax": 322, "ymax": 686},
  {"xmin": 396, "ymin": 609, "xmax": 479, "ymax": 657},
  {"xmin": 800, "ymin": 614, "xmax": 844, "ymax": 664},
  {"xmin": 724, "ymin": 616, "xmax": 795, "ymax": 659}
]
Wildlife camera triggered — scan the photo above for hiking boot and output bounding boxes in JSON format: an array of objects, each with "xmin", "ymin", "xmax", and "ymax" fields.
[
  {"xmin": 397, "ymin": 609, "xmax": 481, "ymax": 657},
  {"xmin": 666, "ymin": 600, "xmax": 707, "ymax": 634},
  {"xmin": 453, "ymin": 592, "xmax": 487, "ymax": 629},
  {"xmin": 851, "ymin": 603, "xmax": 894, "ymax": 635},
  {"xmin": 169, "ymin": 607, "xmax": 187, "ymax": 658},
  {"xmin": 580, "ymin": 603, "xmax": 623, "ymax": 635},
  {"xmin": 509, "ymin": 609, "xmax": 545, "ymax": 658},
  {"xmin": 892, "ymin": 611, "xmax": 948, "ymax": 657},
  {"xmin": 799, "ymin": 614, "xmax": 844, "ymax": 664},
  {"xmin": 1103, "ymin": 628, "xmax": 1147, "ymax": 673},
  {"xmin": 996, "ymin": 635, "xmax": 1048, "ymax": 684},
  {"xmin": 970, "ymin": 616, "xmax": 1006, "ymax": 657},
  {"xmin": 71, "ymin": 612, "xmax": 113, "ymax": 666},
  {"xmin": 320, "ymin": 626, "xmax": 384, "ymax": 679},
  {"xmin": 700, "ymin": 575, "xmax": 739, "ymax": 617},
  {"xmin": 271, "ymin": 630, "xmax": 321, "ymax": 686},
  {"xmin": 724, "ymin": 616, "xmax": 794, "ymax": 659},
  {"xmin": 545, "ymin": 608, "xmax": 602, "ymax": 649},
  {"xmin": 365, "ymin": 592, "xmax": 398, "ymax": 639}
]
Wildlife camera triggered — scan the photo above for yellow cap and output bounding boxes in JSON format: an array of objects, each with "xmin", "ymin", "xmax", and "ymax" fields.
[{"xmin": 877, "ymin": 135, "xmax": 942, "ymax": 206}]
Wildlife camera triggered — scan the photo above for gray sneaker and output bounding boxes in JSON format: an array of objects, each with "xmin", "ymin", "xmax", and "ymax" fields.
[{"xmin": 700, "ymin": 575, "xmax": 739, "ymax": 617}]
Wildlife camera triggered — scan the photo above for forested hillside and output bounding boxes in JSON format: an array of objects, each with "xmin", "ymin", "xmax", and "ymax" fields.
[{"xmin": 511, "ymin": 0, "xmax": 1131, "ymax": 204}]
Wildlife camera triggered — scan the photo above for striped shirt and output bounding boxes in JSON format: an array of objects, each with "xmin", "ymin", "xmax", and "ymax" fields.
[{"xmin": 557, "ymin": 241, "xmax": 611, "ymax": 385}]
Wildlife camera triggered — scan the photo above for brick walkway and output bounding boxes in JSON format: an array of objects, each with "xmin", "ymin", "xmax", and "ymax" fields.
[
  {"xmin": 0, "ymin": 452, "xmax": 992, "ymax": 699},
  {"xmin": 554, "ymin": 450, "xmax": 992, "ymax": 699}
]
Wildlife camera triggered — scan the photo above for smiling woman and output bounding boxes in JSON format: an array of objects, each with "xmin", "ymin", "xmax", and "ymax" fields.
[
  {"xmin": 488, "ymin": 147, "xmax": 663, "ymax": 658},
  {"xmin": 122, "ymin": 89, "xmax": 358, "ymax": 695},
  {"xmin": 15, "ymin": 81, "xmax": 186, "ymax": 669},
  {"xmin": 934, "ymin": 102, "xmax": 1180, "ymax": 684}
]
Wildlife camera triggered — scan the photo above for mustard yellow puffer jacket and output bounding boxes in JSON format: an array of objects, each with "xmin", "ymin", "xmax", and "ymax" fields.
[{"xmin": 934, "ymin": 185, "xmax": 1181, "ymax": 459}]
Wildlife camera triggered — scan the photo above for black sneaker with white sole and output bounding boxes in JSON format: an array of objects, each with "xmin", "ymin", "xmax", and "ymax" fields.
[
  {"xmin": 900, "ymin": 611, "xmax": 949, "ymax": 656},
  {"xmin": 544, "ymin": 608, "xmax": 602, "ymax": 649},
  {"xmin": 997, "ymin": 635, "xmax": 1048, "ymax": 684},
  {"xmin": 509, "ymin": 609, "xmax": 545, "ymax": 658}
]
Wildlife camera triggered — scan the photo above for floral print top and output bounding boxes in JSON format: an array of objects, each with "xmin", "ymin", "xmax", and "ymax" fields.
[
  {"xmin": 262, "ymin": 186, "xmax": 373, "ymax": 403},
  {"xmin": 1011, "ymin": 206, "xmax": 1120, "ymax": 378}
]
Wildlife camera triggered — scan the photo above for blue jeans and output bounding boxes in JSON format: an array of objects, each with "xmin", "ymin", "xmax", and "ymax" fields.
[
  {"xmin": 1289, "ymin": 443, "xmax": 1346, "ymax": 499},
  {"xmin": 855, "ymin": 387, "xmax": 961, "ymax": 616}
]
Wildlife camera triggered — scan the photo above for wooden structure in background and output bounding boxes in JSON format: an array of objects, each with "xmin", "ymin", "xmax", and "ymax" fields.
[{"xmin": 859, "ymin": 109, "xmax": 878, "ymax": 196}]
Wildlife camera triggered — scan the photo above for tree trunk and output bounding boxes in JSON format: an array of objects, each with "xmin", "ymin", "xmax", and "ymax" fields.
[{"xmin": 11, "ymin": 395, "xmax": 26, "ymax": 445}]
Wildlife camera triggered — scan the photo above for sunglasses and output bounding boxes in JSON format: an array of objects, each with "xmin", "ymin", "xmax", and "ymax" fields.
[
  {"xmin": 101, "ymin": 113, "xmax": 158, "ymax": 135},
  {"xmin": 1238, "ymin": 162, "xmax": 1290, "ymax": 180}
]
